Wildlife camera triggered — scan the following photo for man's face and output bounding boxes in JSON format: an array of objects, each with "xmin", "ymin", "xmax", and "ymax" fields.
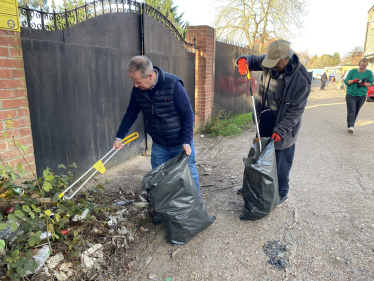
[
  {"xmin": 273, "ymin": 57, "xmax": 290, "ymax": 72},
  {"xmin": 358, "ymin": 62, "xmax": 368, "ymax": 72},
  {"xmin": 128, "ymin": 71, "xmax": 154, "ymax": 90}
]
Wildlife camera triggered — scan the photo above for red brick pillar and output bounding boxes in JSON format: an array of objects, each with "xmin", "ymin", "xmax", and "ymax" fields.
[
  {"xmin": 186, "ymin": 26, "xmax": 215, "ymax": 129},
  {"xmin": 0, "ymin": 30, "xmax": 36, "ymax": 174}
]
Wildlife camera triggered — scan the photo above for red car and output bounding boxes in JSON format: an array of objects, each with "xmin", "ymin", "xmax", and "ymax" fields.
[{"xmin": 367, "ymin": 73, "xmax": 374, "ymax": 102}]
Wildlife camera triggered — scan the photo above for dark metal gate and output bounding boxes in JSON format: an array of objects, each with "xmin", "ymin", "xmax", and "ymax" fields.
[
  {"xmin": 214, "ymin": 41, "xmax": 259, "ymax": 113},
  {"xmin": 19, "ymin": 1, "xmax": 196, "ymax": 178}
]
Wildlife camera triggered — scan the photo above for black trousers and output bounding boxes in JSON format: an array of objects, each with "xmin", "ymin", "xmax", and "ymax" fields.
[
  {"xmin": 259, "ymin": 110, "xmax": 295, "ymax": 197},
  {"xmin": 345, "ymin": 94, "xmax": 366, "ymax": 128},
  {"xmin": 320, "ymin": 80, "xmax": 326, "ymax": 90}
]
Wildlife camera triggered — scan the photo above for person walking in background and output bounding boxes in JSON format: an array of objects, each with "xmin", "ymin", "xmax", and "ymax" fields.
[
  {"xmin": 344, "ymin": 58, "xmax": 373, "ymax": 134},
  {"xmin": 235, "ymin": 40, "xmax": 311, "ymax": 206},
  {"xmin": 321, "ymin": 72, "xmax": 327, "ymax": 90}
]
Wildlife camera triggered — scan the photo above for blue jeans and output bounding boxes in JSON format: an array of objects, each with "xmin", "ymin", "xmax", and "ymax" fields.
[{"xmin": 151, "ymin": 141, "xmax": 201, "ymax": 193}]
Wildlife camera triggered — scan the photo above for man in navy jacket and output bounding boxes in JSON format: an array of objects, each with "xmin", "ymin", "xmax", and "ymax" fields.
[{"xmin": 113, "ymin": 56, "xmax": 200, "ymax": 193}]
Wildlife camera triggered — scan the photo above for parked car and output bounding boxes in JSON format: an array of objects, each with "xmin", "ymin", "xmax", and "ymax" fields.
[{"xmin": 367, "ymin": 73, "xmax": 374, "ymax": 102}]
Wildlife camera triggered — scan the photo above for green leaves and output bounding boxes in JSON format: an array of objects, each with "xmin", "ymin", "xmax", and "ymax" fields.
[
  {"xmin": 15, "ymin": 266, "xmax": 26, "ymax": 277},
  {"xmin": 31, "ymin": 204, "xmax": 41, "ymax": 213},
  {"xmin": 8, "ymin": 214, "xmax": 18, "ymax": 222},
  {"xmin": 28, "ymin": 237, "xmax": 36, "ymax": 247},
  {"xmin": 0, "ymin": 223, "xmax": 11, "ymax": 230},
  {"xmin": 45, "ymin": 175, "xmax": 55, "ymax": 181},
  {"xmin": 14, "ymin": 210, "xmax": 25, "ymax": 219},
  {"xmin": 43, "ymin": 181, "xmax": 52, "ymax": 192},
  {"xmin": 22, "ymin": 205, "xmax": 31, "ymax": 212},
  {"xmin": 10, "ymin": 222, "xmax": 18, "ymax": 232},
  {"xmin": 43, "ymin": 168, "xmax": 50, "ymax": 178},
  {"xmin": 0, "ymin": 240, "xmax": 5, "ymax": 249}
]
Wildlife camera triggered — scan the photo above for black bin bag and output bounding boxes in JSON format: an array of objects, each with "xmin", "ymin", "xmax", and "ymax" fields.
[
  {"xmin": 141, "ymin": 152, "xmax": 215, "ymax": 245},
  {"xmin": 240, "ymin": 137, "xmax": 279, "ymax": 221}
]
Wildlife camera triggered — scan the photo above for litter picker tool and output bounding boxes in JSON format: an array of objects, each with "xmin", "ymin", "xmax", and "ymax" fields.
[
  {"xmin": 59, "ymin": 132, "xmax": 139, "ymax": 200},
  {"xmin": 246, "ymin": 64, "xmax": 262, "ymax": 152}
]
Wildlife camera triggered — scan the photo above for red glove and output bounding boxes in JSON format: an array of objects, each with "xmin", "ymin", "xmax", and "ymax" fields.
[
  {"xmin": 361, "ymin": 82, "xmax": 366, "ymax": 86},
  {"xmin": 352, "ymin": 79, "xmax": 359, "ymax": 83},
  {"xmin": 272, "ymin": 133, "xmax": 281, "ymax": 143},
  {"xmin": 238, "ymin": 58, "xmax": 249, "ymax": 76}
]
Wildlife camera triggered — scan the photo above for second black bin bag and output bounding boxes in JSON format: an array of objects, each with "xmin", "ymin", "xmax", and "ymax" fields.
[
  {"xmin": 141, "ymin": 152, "xmax": 215, "ymax": 245},
  {"xmin": 240, "ymin": 137, "xmax": 279, "ymax": 221}
]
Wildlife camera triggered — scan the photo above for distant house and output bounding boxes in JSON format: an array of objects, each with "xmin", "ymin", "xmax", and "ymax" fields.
[{"xmin": 364, "ymin": 5, "xmax": 374, "ymax": 71}]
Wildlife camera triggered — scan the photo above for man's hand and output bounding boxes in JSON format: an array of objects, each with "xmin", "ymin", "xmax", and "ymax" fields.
[
  {"xmin": 183, "ymin": 144, "xmax": 191, "ymax": 156},
  {"xmin": 271, "ymin": 133, "xmax": 281, "ymax": 143},
  {"xmin": 238, "ymin": 58, "xmax": 249, "ymax": 76},
  {"xmin": 113, "ymin": 139, "xmax": 124, "ymax": 151}
]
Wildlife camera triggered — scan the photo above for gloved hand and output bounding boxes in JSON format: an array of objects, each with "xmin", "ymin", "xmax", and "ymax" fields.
[
  {"xmin": 352, "ymin": 79, "xmax": 359, "ymax": 83},
  {"xmin": 358, "ymin": 78, "xmax": 369, "ymax": 88},
  {"xmin": 271, "ymin": 133, "xmax": 281, "ymax": 143},
  {"xmin": 238, "ymin": 58, "xmax": 249, "ymax": 76}
]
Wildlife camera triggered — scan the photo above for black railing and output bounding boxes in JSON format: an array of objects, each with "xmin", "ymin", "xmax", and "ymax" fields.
[
  {"xmin": 18, "ymin": 1, "xmax": 195, "ymax": 50},
  {"xmin": 19, "ymin": 0, "xmax": 140, "ymax": 31}
]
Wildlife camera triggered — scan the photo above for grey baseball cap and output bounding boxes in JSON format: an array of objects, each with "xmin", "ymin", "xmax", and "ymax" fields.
[{"xmin": 262, "ymin": 40, "xmax": 291, "ymax": 68}]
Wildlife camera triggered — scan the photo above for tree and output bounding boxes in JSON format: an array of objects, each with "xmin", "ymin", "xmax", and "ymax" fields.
[
  {"xmin": 213, "ymin": 0, "xmax": 308, "ymax": 52},
  {"xmin": 18, "ymin": 0, "xmax": 48, "ymax": 10},
  {"xmin": 45, "ymin": 0, "xmax": 88, "ymax": 30},
  {"xmin": 341, "ymin": 46, "xmax": 363, "ymax": 65},
  {"xmin": 18, "ymin": 0, "xmax": 49, "ymax": 25},
  {"xmin": 296, "ymin": 50, "xmax": 313, "ymax": 69},
  {"xmin": 331, "ymin": 52, "xmax": 340, "ymax": 66},
  {"xmin": 145, "ymin": 0, "xmax": 189, "ymax": 38}
]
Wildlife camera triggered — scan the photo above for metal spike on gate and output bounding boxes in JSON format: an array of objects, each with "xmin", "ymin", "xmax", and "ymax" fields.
[
  {"xmin": 52, "ymin": 0, "xmax": 56, "ymax": 12},
  {"xmin": 39, "ymin": 0, "xmax": 43, "ymax": 10}
]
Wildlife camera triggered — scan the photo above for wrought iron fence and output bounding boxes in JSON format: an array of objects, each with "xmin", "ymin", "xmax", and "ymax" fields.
[
  {"xmin": 19, "ymin": 0, "xmax": 140, "ymax": 30},
  {"xmin": 18, "ymin": 0, "xmax": 195, "ymax": 50}
]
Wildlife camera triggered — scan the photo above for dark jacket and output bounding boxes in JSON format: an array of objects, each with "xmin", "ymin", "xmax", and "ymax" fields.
[
  {"xmin": 321, "ymin": 73, "xmax": 327, "ymax": 82},
  {"xmin": 236, "ymin": 54, "xmax": 311, "ymax": 150},
  {"xmin": 116, "ymin": 67, "xmax": 194, "ymax": 147}
]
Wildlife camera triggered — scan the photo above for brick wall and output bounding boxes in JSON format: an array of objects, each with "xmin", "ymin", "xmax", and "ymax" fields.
[
  {"xmin": 0, "ymin": 30, "xmax": 36, "ymax": 175},
  {"xmin": 186, "ymin": 26, "xmax": 215, "ymax": 129}
]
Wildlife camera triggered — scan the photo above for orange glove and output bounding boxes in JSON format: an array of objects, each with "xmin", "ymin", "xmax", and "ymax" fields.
[
  {"xmin": 272, "ymin": 133, "xmax": 281, "ymax": 143},
  {"xmin": 238, "ymin": 58, "xmax": 249, "ymax": 76},
  {"xmin": 352, "ymin": 79, "xmax": 359, "ymax": 83}
]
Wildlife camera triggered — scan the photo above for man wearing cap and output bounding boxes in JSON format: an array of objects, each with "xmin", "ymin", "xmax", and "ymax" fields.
[{"xmin": 236, "ymin": 40, "xmax": 311, "ymax": 206}]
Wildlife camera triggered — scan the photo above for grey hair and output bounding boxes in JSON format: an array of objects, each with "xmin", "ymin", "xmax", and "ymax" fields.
[
  {"xmin": 358, "ymin": 58, "xmax": 369, "ymax": 65},
  {"xmin": 127, "ymin": 56, "xmax": 154, "ymax": 78}
]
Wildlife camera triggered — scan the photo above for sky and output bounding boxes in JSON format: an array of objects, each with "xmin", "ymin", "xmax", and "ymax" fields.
[{"xmin": 173, "ymin": 0, "xmax": 374, "ymax": 57}]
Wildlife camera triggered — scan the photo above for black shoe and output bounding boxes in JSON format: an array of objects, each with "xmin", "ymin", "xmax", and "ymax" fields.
[
  {"xmin": 277, "ymin": 195, "xmax": 288, "ymax": 207},
  {"xmin": 237, "ymin": 188, "xmax": 243, "ymax": 195},
  {"xmin": 152, "ymin": 213, "xmax": 163, "ymax": 224}
]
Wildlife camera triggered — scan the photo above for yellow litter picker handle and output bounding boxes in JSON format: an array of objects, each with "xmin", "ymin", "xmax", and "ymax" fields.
[
  {"xmin": 121, "ymin": 132, "xmax": 139, "ymax": 145},
  {"xmin": 59, "ymin": 132, "xmax": 139, "ymax": 200},
  {"xmin": 246, "ymin": 64, "xmax": 251, "ymax": 80}
]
